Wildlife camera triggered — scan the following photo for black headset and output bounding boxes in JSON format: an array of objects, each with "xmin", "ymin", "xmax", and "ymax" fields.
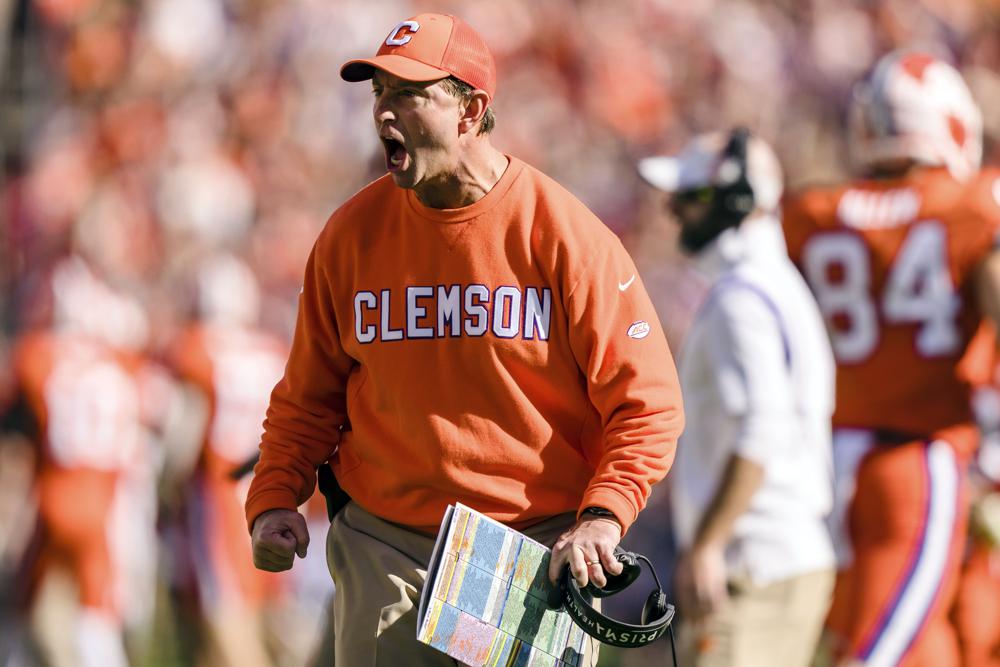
[
  {"xmin": 551, "ymin": 547, "xmax": 677, "ymax": 656},
  {"xmin": 715, "ymin": 126, "xmax": 755, "ymax": 218},
  {"xmin": 677, "ymin": 126, "xmax": 756, "ymax": 254}
]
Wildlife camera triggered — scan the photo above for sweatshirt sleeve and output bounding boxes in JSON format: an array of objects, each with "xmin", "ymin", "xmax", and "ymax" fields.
[
  {"xmin": 245, "ymin": 235, "xmax": 356, "ymax": 532},
  {"xmin": 565, "ymin": 236, "xmax": 685, "ymax": 533}
]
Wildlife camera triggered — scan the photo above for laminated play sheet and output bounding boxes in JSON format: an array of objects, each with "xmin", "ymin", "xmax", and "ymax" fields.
[{"xmin": 416, "ymin": 503, "xmax": 588, "ymax": 666}]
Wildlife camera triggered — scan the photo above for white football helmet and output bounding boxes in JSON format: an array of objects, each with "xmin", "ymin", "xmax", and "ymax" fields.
[
  {"xmin": 195, "ymin": 252, "xmax": 261, "ymax": 327},
  {"xmin": 848, "ymin": 50, "xmax": 982, "ymax": 181},
  {"xmin": 51, "ymin": 255, "xmax": 150, "ymax": 351}
]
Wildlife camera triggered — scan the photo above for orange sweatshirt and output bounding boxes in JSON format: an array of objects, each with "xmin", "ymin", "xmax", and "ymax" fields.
[{"xmin": 245, "ymin": 156, "xmax": 684, "ymax": 535}]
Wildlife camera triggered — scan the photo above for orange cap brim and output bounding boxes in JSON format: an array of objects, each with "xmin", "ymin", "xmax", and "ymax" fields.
[{"xmin": 340, "ymin": 55, "xmax": 451, "ymax": 84}]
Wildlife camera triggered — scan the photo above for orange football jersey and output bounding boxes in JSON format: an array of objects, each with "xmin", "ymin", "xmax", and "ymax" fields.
[
  {"xmin": 13, "ymin": 331, "xmax": 148, "ymax": 613},
  {"xmin": 783, "ymin": 167, "xmax": 1000, "ymax": 445},
  {"xmin": 169, "ymin": 324, "xmax": 288, "ymax": 478},
  {"xmin": 15, "ymin": 331, "xmax": 146, "ymax": 472}
]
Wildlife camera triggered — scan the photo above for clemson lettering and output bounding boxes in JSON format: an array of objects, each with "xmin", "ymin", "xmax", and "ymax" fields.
[{"xmin": 354, "ymin": 285, "xmax": 552, "ymax": 343}]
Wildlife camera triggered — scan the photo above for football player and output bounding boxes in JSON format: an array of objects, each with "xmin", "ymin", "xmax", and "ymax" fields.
[
  {"xmin": 11, "ymin": 254, "xmax": 161, "ymax": 667},
  {"xmin": 782, "ymin": 50, "xmax": 1000, "ymax": 667},
  {"xmin": 166, "ymin": 252, "xmax": 292, "ymax": 667}
]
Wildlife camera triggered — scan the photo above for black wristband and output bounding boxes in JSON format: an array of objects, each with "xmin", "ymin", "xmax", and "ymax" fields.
[{"xmin": 582, "ymin": 506, "xmax": 617, "ymax": 520}]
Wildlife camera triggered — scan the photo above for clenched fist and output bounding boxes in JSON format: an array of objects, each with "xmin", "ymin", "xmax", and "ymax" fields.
[{"xmin": 251, "ymin": 509, "xmax": 310, "ymax": 571}]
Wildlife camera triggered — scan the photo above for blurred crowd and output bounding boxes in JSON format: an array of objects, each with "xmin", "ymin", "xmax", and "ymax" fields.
[{"xmin": 0, "ymin": 0, "xmax": 999, "ymax": 666}]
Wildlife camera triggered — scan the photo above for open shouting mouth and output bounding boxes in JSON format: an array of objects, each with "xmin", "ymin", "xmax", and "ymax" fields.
[{"xmin": 381, "ymin": 136, "xmax": 408, "ymax": 173}]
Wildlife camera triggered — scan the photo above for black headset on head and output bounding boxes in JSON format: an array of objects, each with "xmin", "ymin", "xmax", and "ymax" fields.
[
  {"xmin": 677, "ymin": 126, "xmax": 757, "ymax": 254},
  {"xmin": 551, "ymin": 547, "xmax": 676, "ymax": 658}
]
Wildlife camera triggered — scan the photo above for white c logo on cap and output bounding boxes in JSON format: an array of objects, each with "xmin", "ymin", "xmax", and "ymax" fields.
[{"xmin": 385, "ymin": 20, "xmax": 419, "ymax": 46}]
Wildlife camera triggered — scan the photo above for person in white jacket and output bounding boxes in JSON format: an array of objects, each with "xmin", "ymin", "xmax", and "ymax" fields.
[{"xmin": 639, "ymin": 129, "xmax": 836, "ymax": 667}]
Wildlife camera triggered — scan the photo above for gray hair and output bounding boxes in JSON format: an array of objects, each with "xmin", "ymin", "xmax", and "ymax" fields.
[{"xmin": 441, "ymin": 77, "xmax": 495, "ymax": 135}]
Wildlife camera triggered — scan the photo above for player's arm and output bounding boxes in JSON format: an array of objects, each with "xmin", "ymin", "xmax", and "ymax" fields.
[
  {"xmin": 0, "ymin": 392, "xmax": 38, "ymax": 574},
  {"xmin": 972, "ymin": 171, "xmax": 1000, "ymax": 329},
  {"xmin": 976, "ymin": 249, "xmax": 1000, "ymax": 328},
  {"xmin": 155, "ymin": 381, "xmax": 209, "ymax": 508},
  {"xmin": 0, "ymin": 343, "xmax": 43, "ymax": 571}
]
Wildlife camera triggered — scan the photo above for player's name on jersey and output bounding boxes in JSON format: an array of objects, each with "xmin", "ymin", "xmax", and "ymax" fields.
[
  {"xmin": 353, "ymin": 285, "xmax": 552, "ymax": 343},
  {"xmin": 837, "ymin": 188, "xmax": 921, "ymax": 230}
]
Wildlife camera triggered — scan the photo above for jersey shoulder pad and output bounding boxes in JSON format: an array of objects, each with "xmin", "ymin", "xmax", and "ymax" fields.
[
  {"xmin": 783, "ymin": 185, "xmax": 846, "ymax": 227},
  {"xmin": 781, "ymin": 185, "xmax": 846, "ymax": 258}
]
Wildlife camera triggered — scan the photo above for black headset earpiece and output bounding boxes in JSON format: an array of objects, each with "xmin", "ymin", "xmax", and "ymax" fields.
[
  {"xmin": 718, "ymin": 126, "xmax": 755, "ymax": 216},
  {"xmin": 724, "ymin": 126, "xmax": 750, "ymax": 160},
  {"xmin": 585, "ymin": 547, "xmax": 640, "ymax": 597},
  {"xmin": 641, "ymin": 588, "xmax": 670, "ymax": 625},
  {"xmin": 556, "ymin": 547, "xmax": 675, "ymax": 649}
]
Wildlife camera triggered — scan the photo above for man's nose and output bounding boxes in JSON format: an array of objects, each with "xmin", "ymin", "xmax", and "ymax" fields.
[{"xmin": 373, "ymin": 96, "xmax": 394, "ymax": 123}]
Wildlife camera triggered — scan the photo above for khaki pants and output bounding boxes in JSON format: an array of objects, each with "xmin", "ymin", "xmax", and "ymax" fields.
[
  {"xmin": 679, "ymin": 568, "xmax": 834, "ymax": 667},
  {"xmin": 326, "ymin": 502, "xmax": 600, "ymax": 666}
]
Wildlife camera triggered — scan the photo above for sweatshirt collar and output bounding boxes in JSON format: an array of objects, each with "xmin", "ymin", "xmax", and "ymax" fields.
[{"xmin": 406, "ymin": 155, "xmax": 523, "ymax": 224}]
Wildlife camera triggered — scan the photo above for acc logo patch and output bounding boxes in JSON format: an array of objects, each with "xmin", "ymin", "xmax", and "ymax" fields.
[{"xmin": 626, "ymin": 321, "xmax": 650, "ymax": 339}]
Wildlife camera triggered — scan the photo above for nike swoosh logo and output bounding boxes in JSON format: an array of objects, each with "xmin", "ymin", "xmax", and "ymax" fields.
[{"xmin": 618, "ymin": 274, "xmax": 636, "ymax": 291}]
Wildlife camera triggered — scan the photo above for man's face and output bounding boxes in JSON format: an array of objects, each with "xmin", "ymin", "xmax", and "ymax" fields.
[
  {"xmin": 371, "ymin": 70, "xmax": 464, "ymax": 190},
  {"xmin": 669, "ymin": 188, "xmax": 713, "ymax": 255}
]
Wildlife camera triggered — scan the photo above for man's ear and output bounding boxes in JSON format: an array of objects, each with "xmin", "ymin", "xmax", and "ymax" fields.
[{"xmin": 458, "ymin": 90, "xmax": 490, "ymax": 135}]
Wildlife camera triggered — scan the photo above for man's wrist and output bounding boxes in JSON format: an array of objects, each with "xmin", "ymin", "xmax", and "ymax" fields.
[
  {"xmin": 582, "ymin": 506, "xmax": 620, "ymax": 524},
  {"xmin": 692, "ymin": 533, "xmax": 726, "ymax": 553}
]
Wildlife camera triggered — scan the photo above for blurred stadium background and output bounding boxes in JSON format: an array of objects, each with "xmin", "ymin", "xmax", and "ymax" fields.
[{"xmin": 0, "ymin": 0, "xmax": 998, "ymax": 666}]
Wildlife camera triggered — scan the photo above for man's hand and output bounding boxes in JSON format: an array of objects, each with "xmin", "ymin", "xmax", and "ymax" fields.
[
  {"xmin": 251, "ymin": 509, "xmax": 310, "ymax": 572},
  {"xmin": 548, "ymin": 516, "xmax": 623, "ymax": 589},
  {"xmin": 674, "ymin": 541, "xmax": 727, "ymax": 621}
]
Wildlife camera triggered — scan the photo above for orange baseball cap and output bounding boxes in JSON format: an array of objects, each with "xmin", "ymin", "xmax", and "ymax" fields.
[{"xmin": 340, "ymin": 13, "xmax": 496, "ymax": 101}]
